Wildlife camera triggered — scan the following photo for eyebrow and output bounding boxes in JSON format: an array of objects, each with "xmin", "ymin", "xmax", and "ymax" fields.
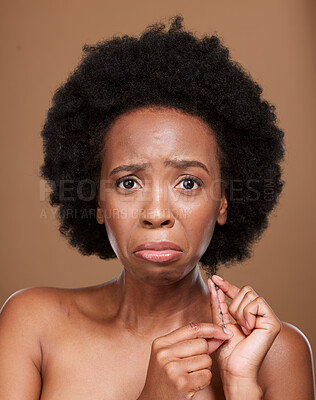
[{"xmin": 109, "ymin": 159, "xmax": 210, "ymax": 176}]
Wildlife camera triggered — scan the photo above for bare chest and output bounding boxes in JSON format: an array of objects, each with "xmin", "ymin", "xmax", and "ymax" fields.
[{"xmin": 39, "ymin": 327, "xmax": 225, "ymax": 400}]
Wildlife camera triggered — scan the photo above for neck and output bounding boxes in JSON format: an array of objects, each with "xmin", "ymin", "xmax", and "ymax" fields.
[{"xmin": 111, "ymin": 264, "xmax": 213, "ymax": 338}]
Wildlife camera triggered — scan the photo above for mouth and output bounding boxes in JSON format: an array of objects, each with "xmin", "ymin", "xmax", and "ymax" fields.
[{"xmin": 133, "ymin": 241, "xmax": 183, "ymax": 263}]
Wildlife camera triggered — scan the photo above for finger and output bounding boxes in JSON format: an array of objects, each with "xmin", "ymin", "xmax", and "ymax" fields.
[
  {"xmin": 180, "ymin": 353, "xmax": 212, "ymax": 373},
  {"xmin": 232, "ymin": 290, "xmax": 258, "ymax": 335},
  {"xmin": 228, "ymin": 285, "xmax": 260, "ymax": 317},
  {"xmin": 158, "ymin": 321, "xmax": 233, "ymax": 347},
  {"xmin": 208, "ymin": 279, "xmax": 233, "ymax": 328},
  {"xmin": 206, "ymin": 338, "xmax": 226, "ymax": 354},
  {"xmin": 211, "ymin": 275, "xmax": 240, "ymax": 300},
  {"xmin": 243, "ymin": 297, "xmax": 281, "ymax": 333},
  {"xmin": 233, "ymin": 298, "xmax": 282, "ymax": 363},
  {"xmin": 169, "ymin": 337, "xmax": 218, "ymax": 358},
  {"xmin": 216, "ymin": 287, "xmax": 237, "ymax": 325},
  {"xmin": 167, "ymin": 337, "xmax": 225, "ymax": 358},
  {"xmin": 186, "ymin": 369, "xmax": 213, "ymax": 396}
]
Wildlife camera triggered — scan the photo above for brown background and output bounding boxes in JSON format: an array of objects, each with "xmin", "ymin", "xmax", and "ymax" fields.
[{"xmin": 1, "ymin": 0, "xmax": 315, "ymax": 369}]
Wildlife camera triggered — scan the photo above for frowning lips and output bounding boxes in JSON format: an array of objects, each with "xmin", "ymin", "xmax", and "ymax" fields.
[
  {"xmin": 133, "ymin": 241, "xmax": 183, "ymax": 263},
  {"xmin": 133, "ymin": 241, "xmax": 183, "ymax": 253}
]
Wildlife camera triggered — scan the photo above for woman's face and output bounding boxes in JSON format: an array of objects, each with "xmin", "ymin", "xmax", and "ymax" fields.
[{"xmin": 97, "ymin": 107, "xmax": 227, "ymax": 285}]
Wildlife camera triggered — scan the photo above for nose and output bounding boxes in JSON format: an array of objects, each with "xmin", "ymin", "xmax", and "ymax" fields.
[{"xmin": 140, "ymin": 181, "xmax": 175, "ymax": 229}]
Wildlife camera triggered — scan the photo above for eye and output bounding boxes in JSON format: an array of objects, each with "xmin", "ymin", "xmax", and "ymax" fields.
[
  {"xmin": 176, "ymin": 176, "xmax": 203, "ymax": 190},
  {"xmin": 115, "ymin": 176, "xmax": 141, "ymax": 190}
]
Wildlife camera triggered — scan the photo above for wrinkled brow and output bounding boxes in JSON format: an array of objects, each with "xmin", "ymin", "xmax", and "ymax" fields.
[{"xmin": 109, "ymin": 159, "xmax": 210, "ymax": 176}]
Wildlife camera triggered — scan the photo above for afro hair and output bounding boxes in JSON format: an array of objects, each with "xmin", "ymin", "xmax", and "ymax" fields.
[{"xmin": 40, "ymin": 15, "xmax": 285, "ymax": 275}]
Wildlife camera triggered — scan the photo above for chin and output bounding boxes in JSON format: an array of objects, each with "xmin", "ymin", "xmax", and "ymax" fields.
[{"xmin": 135, "ymin": 265, "xmax": 194, "ymax": 286}]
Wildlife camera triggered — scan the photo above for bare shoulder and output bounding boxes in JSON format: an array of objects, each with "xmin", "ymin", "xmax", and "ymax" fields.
[
  {"xmin": 258, "ymin": 321, "xmax": 315, "ymax": 399},
  {"xmin": 0, "ymin": 280, "xmax": 118, "ymax": 337},
  {"xmin": 0, "ymin": 284, "xmax": 103, "ymax": 327},
  {"xmin": 0, "ymin": 286, "xmax": 71, "ymax": 346},
  {"xmin": 0, "ymin": 286, "xmax": 75, "ymax": 398},
  {"xmin": 1, "ymin": 286, "xmax": 71, "ymax": 320},
  {"xmin": 262, "ymin": 321, "xmax": 313, "ymax": 360}
]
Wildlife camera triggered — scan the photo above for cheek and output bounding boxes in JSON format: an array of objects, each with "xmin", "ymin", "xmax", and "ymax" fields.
[
  {"xmin": 102, "ymin": 197, "xmax": 137, "ymax": 254},
  {"xmin": 179, "ymin": 199, "xmax": 218, "ymax": 254}
]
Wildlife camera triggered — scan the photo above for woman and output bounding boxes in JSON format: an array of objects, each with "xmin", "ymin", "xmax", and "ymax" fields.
[{"xmin": 0, "ymin": 15, "xmax": 314, "ymax": 399}]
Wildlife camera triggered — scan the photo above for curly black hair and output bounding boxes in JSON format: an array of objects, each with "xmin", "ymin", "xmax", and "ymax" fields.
[{"xmin": 40, "ymin": 15, "xmax": 285, "ymax": 275}]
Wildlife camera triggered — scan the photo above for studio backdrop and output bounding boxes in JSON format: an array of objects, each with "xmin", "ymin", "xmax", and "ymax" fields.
[{"xmin": 0, "ymin": 0, "xmax": 315, "ymax": 367}]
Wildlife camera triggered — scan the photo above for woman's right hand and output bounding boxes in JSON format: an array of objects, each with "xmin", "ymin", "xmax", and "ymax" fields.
[{"xmin": 139, "ymin": 322, "xmax": 233, "ymax": 400}]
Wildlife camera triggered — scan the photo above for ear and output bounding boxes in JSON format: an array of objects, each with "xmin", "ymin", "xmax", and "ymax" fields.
[
  {"xmin": 96, "ymin": 204, "xmax": 105, "ymax": 225},
  {"xmin": 216, "ymin": 195, "xmax": 228, "ymax": 226}
]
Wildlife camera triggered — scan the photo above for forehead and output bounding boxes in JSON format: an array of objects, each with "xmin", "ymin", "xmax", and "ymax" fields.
[{"xmin": 103, "ymin": 107, "xmax": 220, "ymax": 170}]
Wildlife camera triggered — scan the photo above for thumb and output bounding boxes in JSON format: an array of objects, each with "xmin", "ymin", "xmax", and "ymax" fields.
[{"xmin": 206, "ymin": 338, "xmax": 226, "ymax": 354}]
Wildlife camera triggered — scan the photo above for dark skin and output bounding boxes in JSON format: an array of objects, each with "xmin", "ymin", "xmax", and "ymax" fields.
[
  {"xmin": 96, "ymin": 106, "xmax": 228, "ymax": 337},
  {"xmin": 0, "ymin": 106, "xmax": 314, "ymax": 399}
]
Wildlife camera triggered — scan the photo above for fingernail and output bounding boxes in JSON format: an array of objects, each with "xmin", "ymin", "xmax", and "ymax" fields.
[
  {"xmin": 208, "ymin": 278, "xmax": 214, "ymax": 288},
  {"xmin": 223, "ymin": 327, "xmax": 233, "ymax": 335},
  {"xmin": 245, "ymin": 321, "xmax": 250, "ymax": 329},
  {"xmin": 241, "ymin": 326, "xmax": 251, "ymax": 336},
  {"xmin": 213, "ymin": 275, "xmax": 223, "ymax": 281}
]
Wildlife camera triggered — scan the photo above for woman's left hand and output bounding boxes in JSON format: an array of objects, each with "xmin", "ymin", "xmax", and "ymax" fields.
[{"xmin": 207, "ymin": 275, "xmax": 282, "ymax": 389}]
